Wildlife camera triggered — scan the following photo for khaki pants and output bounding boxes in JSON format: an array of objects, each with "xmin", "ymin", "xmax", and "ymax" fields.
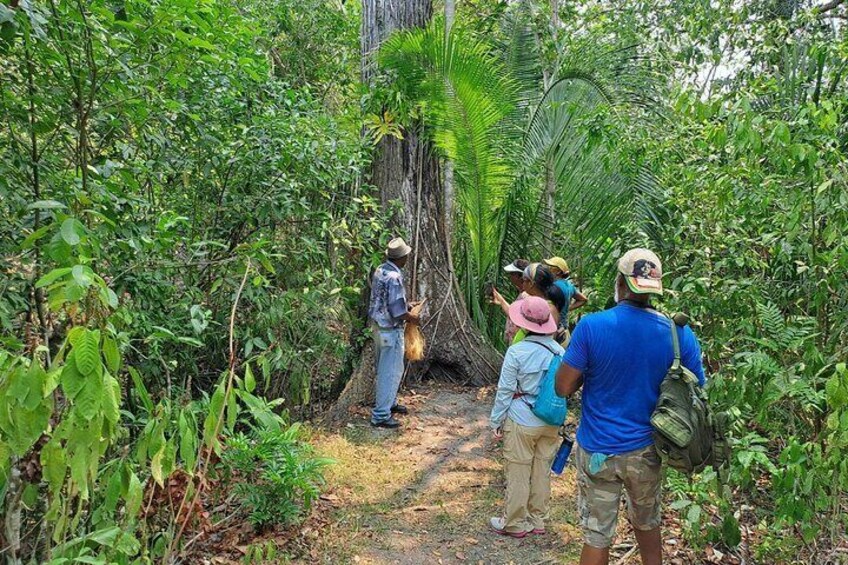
[{"xmin": 502, "ymin": 418, "xmax": 560, "ymax": 533}]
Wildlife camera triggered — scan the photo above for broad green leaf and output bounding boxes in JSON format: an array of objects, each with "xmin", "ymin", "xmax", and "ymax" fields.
[
  {"xmin": 261, "ymin": 356, "xmax": 270, "ymax": 389},
  {"xmin": 0, "ymin": 441, "xmax": 10, "ymax": 491},
  {"xmin": 150, "ymin": 446, "xmax": 165, "ymax": 487},
  {"xmin": 104, "ymin": 468, "xmax": 123, "ymax": 513},
  {"xmin": 74, "ymin": 330, "xmax": 101, "ymax": 376},
  {"xmin": 7, "ymin": 363, "xmax": 30, "ymax": 402},
  {"xmin": 35, "ymin": 267, "xmax": 72, "ymax": 288},
  {"xmin": 22, "ymin": 359, "xmax": 48, "ymax": 411},
  {"xmin": 722, "ymin": 513, "xmax": 742, "ymax": 547},
  {"xmin": 41, "ymin": 440, "xmax": 67, "ymax": 493},
  {"xmin": 7, "ymin": 403, "xmax": 49, "ymax": 456},
  {"xmin": 22, "ymin": 482, "xmax": 39, "ymax": 509},
  {"xmin": 125, "ymin": 471, "xmax": 143, "ymax": 517},
  {"xmin": 27, "ymin": 200, "xmax": 66, "ymax": 210},
  {"xmin": 670, "ymin": 499, "xmax": 691, "ymax": 510},
  {"xmin": 188, "ymin": 36, "xmax": 216, "ymax": 51},
  {"xmin": 101, "ymin": 335, "xmax": 120, "ymax": 374},
  {"xmin": 179, "ymin": 412, "xmax": 197, "ymax": 470},
  {"xmin": 115, "ymin": 530, "xmax": 141, "ymax": 556},
  {"xmin": 69, "ymin": 447, "xmax": 90, "ymax": 500},
  {"xmin": 44, "ymin": 367, "xmax": 61, "ymax": 396},
  {"xmin": 60, "ymin": 218, "xmax": 81, "ymax": 246},
  {"xmin": 244, "ymin": 363, "xmax": 256, "ymax": 393},
  {"xmin": 202, "ymin": 418, "xmax": 220, "ymax": 454},
  {"xmin": 71, "ymin": 265, "xmax": 93, "ymax": 288},
  {"xmin": 76, "ymin": 377, "xmax": 104, "ymax": 421},
  {"xmin": 64, "ymin": 281, "xmax": 86, "ymax": 303},
  {"xmin": 103, "ymin": 375, "xmax": 121, "ymax": 424},
  {"xmin": 686, "ymin": 504, "xmax": 701, "ymax": 525},
  {"xmin": 67, "ymin": 327, "xmax": 86, "ymax": 348},
  {"xmin": 88, "ymin": 526, "xmax": 121, "ymax": 546},
  {"xmin": 61, "ymin": 355, "xmax": 86, "ymax": 400}
]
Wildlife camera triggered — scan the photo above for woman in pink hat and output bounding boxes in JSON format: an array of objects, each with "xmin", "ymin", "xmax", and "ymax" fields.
[{"xmin": 488, "ymin": 296, "xmax": 564, "ymax": 538}]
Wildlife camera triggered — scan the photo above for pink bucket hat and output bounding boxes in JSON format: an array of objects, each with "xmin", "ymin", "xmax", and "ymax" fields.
[{"xmin": 508, "ymin": 296, "xmax": 557, "ymax": 335}]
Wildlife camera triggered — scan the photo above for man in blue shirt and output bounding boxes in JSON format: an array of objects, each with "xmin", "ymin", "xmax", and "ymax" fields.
[
  {"xmin": 368, "ymin": 237, "xmax": 421, "ymax": 429},
  {"xmin": 555, "ymin": 249, "xmax": 705, "ymax": 565}
]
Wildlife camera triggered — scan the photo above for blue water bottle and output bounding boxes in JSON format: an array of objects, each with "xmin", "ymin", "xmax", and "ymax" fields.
[{"xmin": 551, "ymin": 436, "xmax": 574, "ymax": 475}]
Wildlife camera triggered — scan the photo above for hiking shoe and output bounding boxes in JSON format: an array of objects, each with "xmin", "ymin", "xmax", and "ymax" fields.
[
  {"xmin": 530, "ymin": 528, "xmax": 546, "ymax": 535},
  {"xmin": 489, "ymin": 517, "xmax": 527, "ymax": 539},
  {"xmin": 370, "ymin": 418, "xmax": 400, "ymax": 429},
  {"xmin": 391, "ymin": 404, "xmax": 409, "ymax": 415}
]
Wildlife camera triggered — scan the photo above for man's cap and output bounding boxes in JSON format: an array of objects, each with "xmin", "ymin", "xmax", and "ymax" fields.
[
  {"xmin": 617, "ymin": 248, "xmax": 663, "ymax": 295},
  {"xmin": 386, "ymin": 237, "xmax": 412, "ymax": 259},
  {"xmin": 543, "ymin": 257, "xmax": 569, "ymax": 274}
]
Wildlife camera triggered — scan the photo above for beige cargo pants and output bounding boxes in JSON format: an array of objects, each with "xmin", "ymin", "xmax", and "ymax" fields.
[{"xmin": 502, "ymin": 418, "xmax": 560, "ymax": 533}]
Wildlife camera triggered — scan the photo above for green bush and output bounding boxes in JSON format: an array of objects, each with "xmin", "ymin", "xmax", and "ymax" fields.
[{"xmin": 221, "ymin": 424, "xmax": 332, "ymax": 528}]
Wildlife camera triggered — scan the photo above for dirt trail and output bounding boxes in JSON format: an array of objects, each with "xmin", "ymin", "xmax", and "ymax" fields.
[{"xmin": 310, "ymin": 384, "xmax": 651, "ymax": 565}]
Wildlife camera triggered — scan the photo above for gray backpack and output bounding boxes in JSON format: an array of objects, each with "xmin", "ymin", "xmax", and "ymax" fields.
[{"xmin": 650, "ymin": 314, "xmax": 730, "ymax": 474}]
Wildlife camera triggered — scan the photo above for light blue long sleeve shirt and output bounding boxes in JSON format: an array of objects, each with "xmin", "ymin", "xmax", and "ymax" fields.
[
  {"xmin": 490, "ymin": 334, "xmax": 564, "ymax": 430},
  {"xmin": 368, "ymin": 261, "xmax": 408, "ymax": 329}
]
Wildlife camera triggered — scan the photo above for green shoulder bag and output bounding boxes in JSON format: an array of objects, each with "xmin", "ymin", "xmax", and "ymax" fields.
[{"xmin": 650, "ymin": 314, "xmax": 730, "ymax": 475}]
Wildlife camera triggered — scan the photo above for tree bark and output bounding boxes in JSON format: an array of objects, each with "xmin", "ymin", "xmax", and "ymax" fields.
[{"xmin": 327, "ymin": 0, "xmax": 501, "ymax": 424}]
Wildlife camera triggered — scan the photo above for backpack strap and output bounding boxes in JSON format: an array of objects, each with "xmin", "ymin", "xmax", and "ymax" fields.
[
  {"xmin": 527, "ymin": 339, "xmax": 558, "ymax": 356},
  {"xmin": 669, "ymin": 316, "xmax": 681, "ymax": 372},
  {"xmin": 514, "ymin": 339, "xmax": 560, "ymax": 406}
]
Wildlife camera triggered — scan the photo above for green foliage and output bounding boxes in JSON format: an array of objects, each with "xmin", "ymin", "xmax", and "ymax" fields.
[
  {"xmin": 378, "ymin": 13, "xmax": 663, "ymax": 337},
  {"xmin": 1, "ymin": 0, "xmax": 847, "ymax": 560},
  {"xmin": 1, "ymin": 0, "xmax": 353, "ymax": 560},
  {"xmin": 0, "ymin": 0, "xmax": 379, "ymax": 407},
  {"xmin": 221, "ymin": 424, "xmax": 332, "ymax": 528},
  {"xmin": 0, "ymin": 322, "xmax": 145, "ymax": 563},
  {"xmin": 579, "ymin": 0, "xmax": 848, "ymax": 554}
]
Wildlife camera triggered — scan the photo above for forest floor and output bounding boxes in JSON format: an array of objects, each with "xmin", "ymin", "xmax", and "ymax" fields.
[{"xmin": 297, "ymin": 383, "xmax": 719, "ymax": 565}]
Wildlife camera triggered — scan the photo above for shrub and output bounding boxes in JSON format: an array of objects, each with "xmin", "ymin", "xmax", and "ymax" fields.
[{"xmin": 221, "ymin": 424, "xmax": 332, "ymax": 528}]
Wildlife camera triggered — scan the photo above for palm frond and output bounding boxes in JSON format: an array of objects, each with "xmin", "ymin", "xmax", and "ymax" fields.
[{"xmin": 379, "ymin": 19, "xmax": 519, "ymax": 327}]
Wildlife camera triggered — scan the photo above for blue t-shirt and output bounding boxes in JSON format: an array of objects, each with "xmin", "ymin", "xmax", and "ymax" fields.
[
  {"xmin": 563, "ymin": 302, "xmax": 705, "ymax": 455},
  {"xmin": 553, "ymin": 279, "xmax": 576, "ymax": 323}
]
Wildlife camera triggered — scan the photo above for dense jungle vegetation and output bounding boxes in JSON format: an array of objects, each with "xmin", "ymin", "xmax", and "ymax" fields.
[{"xmin": 0, "ymin": 0, "xmax": 846, "ymax": 563}]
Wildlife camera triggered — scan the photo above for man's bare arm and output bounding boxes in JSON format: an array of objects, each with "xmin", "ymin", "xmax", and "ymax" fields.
[{"xmin": 555, "ymin": 363, "xmax": 584, "ymax": 397}]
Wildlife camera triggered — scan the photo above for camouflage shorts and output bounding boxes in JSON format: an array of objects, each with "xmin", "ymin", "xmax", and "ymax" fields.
[{"xmin": 575, "ymin": 443, "xmax": 662, "ymax": 549}]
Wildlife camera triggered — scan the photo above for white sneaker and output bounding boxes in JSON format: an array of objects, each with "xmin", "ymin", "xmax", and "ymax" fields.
[{"xmin": 489, "ymin": 517, "xmax": 527, "ymax": 538}]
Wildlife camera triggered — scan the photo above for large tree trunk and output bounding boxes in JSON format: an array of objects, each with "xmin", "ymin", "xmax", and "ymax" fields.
[{"xmin": 327, "ymin": 0, "xmax": 501, "ymax": 424}]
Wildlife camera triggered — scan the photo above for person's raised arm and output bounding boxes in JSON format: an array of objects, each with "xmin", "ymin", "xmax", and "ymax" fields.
[
  {"xmin": 491, "ymin": 287, "xmax": 510, "ymax": 316},
  {"xmin": 569, "ymin": 290, "xmax": 588, "ymax": 310}
]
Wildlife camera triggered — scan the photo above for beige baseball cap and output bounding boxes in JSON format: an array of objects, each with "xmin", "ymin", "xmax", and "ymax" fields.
[
  {"xmin": 543, "ymin": 256, "xmax": 570, "ymax": 274},
  {"xmin": 617, "ymin": 248, "xmax": 663, "ymax": 295}
]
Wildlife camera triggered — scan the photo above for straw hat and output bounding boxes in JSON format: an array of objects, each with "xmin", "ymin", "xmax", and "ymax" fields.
[{"xmin": 386, "ymin": 237, "xmax": 412, "ymax": 259}]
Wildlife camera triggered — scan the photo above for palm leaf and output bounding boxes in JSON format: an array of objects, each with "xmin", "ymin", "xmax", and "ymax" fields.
[{"xmin": 380, "ymin": 19, "xmax": 519, "ymax": 327}]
